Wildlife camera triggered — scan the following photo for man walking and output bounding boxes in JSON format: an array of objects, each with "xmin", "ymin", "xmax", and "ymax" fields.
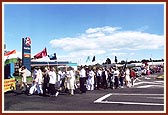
[
  {"xmin": 19, "ymin": 66, "xmax": 29, "ymax": 92},
  {"xmin": 48, "ymin": 67, "xmax": 59, "ymax": 97},
  {"xmin": 96, "ymin": 68, "xmax": 102, "ymax": 90},
  {"xmin": 42, "ymin": 67, "xmax": 50, "ymax": 96},
  {"xmin": 66, "ymin": 67, "xmax": 75, "ymax": 96},
  {"xmin": 79, "ymin": 66, "xmax": 87, "ymax": 94},
  {"xmin": 87, "ymin": 68, "xmax": 95, "ymax": 90}
]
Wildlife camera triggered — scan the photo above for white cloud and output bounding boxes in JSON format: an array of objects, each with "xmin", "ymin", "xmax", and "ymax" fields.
[
  {"xmin": 49, "ymin": 26, "xmax": 164, "ymax": 65},
  {"xmin": 86, "ymin": 26, "xmax": 121, "ymax": 34}
]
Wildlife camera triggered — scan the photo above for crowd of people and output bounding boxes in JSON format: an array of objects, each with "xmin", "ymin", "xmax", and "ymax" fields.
[{"xmin": 18, "ymin": 64, "xmax": 163, "ymax": 97}]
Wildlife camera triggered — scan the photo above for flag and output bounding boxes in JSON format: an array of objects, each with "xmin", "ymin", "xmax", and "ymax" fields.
[
  {"xmin": 48, "ymin": 53, "xmax": 57, "ymax": 60},
  {"xmin": 34, "ymin": 47, "xmax": 47, "ymax": 59},
  {"xmin": 92, "ymin": 56, "xmax": 95, "ymax": 62},
  {"xmin": 4, "ymin": 50, "xmax": 17, "ymax": 65},
  {"xmin": 4, "ymin": 50, "xmax": 16, "ymax": 56},
  {"xmin": 86, "ymin": 56, "xmax": 90, "ymax": 63}
]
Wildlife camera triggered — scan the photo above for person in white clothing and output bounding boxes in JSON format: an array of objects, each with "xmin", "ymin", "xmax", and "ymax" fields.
[
  {"xmin": 28, "ymin": 67, "xmax": 40, "ymax": 95},
  {"xmin": 66, "ymin": 67, "xmax": 75, "ymax": 96},
  {"xmin": 37, "ymin": 68, "xmax": 43, "ymax": 94},
  {"xmin": 57, "ymin": 69, "xmax": 63, "ymax": 88},
  {"xmin": 48, "ymin": 67, "xmax": 59, "ymax": 97},
  {"xmin": 42, "ymin": 67, "xmax": 50, "ymax": 96},
  {"xmin": 79, "ymin": 66, "xmax": 87, "ymax": 93},
  {"xmin": 87, "ymin": 68, "xmax": 95, "ymax": 90},
  {"xmin": 19, "ymin": 66, "xmax": 29, "ymax": 91},
  {"xmin": 60, "ymin": 71, "xmax": 66, "ymax": 90},
  {"xmin": 125, "ymin": 67, "xmax": 131, "ymax": 87},
  {"xmin": 114, "ymin": 67, "xmax": 120, "ymax": 89},
  {"xmin": 96, "ymin": 68, "xmax": 102, "ymax": 90}
]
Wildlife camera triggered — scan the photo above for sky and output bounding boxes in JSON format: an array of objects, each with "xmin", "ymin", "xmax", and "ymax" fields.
[{"xmin": 3, "ymin": 3, "xmax": 165, "ymax": 65}]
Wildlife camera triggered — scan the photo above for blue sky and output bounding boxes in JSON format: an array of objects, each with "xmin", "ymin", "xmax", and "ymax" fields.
[{"xmin": 3, "ymin": 3, "xmax": 165, "ymax": 65}]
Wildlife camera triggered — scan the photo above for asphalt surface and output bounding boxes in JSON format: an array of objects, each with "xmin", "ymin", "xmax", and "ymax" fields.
[{"xmin": 3, "ymin": 73, "xmax": 165, "ymax": 112}]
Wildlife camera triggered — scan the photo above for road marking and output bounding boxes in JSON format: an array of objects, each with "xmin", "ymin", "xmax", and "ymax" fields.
[
  {"xmin": 154, "ymin": 81, "xmax": 164, "ymax": 83},
  {"xmin": 94, "ymin": 93, "xmax": 164, "ymax": 106},
  {"xmin": 94, "ymin": 101, "xmax": 164, "ymax": 106},
  {"xmin": 134, "ymin": 81, "xmax": 163, "ymax": 85},
  {"xmin": 136, "ymin": 85, "xmax": 163, "ymax": 88},
  {"xmin": 147, "ymin": 97, "xmax": 164, "ymax": 99},
  {"xmin": 108, "ymin": 93, "xmax": 164, "ymax": 96},
  {"xmin": 134, "ymin": 80, "xmax": 164, "ymax": 88},
  {"xmin": 94, "ymin": 94, "xmax": 112, "ymax": 103}
]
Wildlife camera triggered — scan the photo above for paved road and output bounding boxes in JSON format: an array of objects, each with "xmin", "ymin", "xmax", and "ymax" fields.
[{"xmin": 3, "ymin": 73, "xmax": 165, "ymax": 112}]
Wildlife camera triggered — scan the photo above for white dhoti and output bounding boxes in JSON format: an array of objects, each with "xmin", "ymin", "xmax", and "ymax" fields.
[
  {"xmin": 29, "ymin": 82, "xmax": 42, "ymax": 94},
  {"xmin": 87, "ymin": 77, "xmax": 94, "ymax": 90},
  {"xmin": 67, "ymin": 77, "xmax": 75, "ymax": 90}
]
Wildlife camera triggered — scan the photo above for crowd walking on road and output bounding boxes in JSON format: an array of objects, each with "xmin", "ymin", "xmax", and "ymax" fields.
[{"xmin": 19, "ymin": 63, "xmax": 164, "ymax": 97}]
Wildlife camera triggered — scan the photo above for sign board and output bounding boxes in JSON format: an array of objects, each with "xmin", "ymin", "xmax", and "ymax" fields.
[
  {"xmin": 22, "ymin": 37, "xmax": 31, "ymax": 71},
  {"xmin": 4, "ymin": 78, "xmax": 16, "ymax": 92}
]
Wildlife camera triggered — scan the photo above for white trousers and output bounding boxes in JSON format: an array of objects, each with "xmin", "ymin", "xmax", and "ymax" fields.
[
  {"xmin": 87, "ymin": 84, "xmax": 94, "ymax": 90},
  {"xmin": 29, "ymin": 83, "xmax": 43, "ymax": 94}
]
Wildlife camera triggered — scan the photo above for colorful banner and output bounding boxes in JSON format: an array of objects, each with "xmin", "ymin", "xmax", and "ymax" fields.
[{"xmin": 4, "ymin": 78, "xmax": 16, "ymax": 92}]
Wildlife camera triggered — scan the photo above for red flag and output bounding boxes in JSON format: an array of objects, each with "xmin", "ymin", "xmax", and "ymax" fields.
[{"xmin": 34, "ymin": 48, "xmax": 47, "ymax": 59}]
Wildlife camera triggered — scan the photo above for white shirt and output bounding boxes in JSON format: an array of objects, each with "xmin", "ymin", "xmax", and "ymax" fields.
[
  {"xmin": 89, "ymin": 70, "xmax": 95, "ymax": 77},
  {"xmin": 20, "ymin": 68, "xmax": 27, "ymax": 83},
  {"xmin": 58, "ymin": 70, "xmax": 62, "ymax": 81},
  {"xmin": 32, "ymin": 69, "xmax": 38, "ymax": 82},
  {"xmin": 48, "ymin": 71, "xmax": 56, "ymax": 84},
  {"xmin": 105, "ymin": 70, "xmax": 108, "ymax": 80},
  {"xmin": 88, "ymin": 70, "xmax": 95, "ymax": 85},
  {"xmin": 97, "ymin": 70, "xmax": 102, "ymax": 76},
  {"xmin": 66, "ymin": 70, "xmax": 75, "ymax": 80},
  {"xmin": 125, "ymin": 69, "xmax": 130, "ymax": 76},
  {"xmin": 38, "ymin": 69, "xmax": 43, "ymax": 84},
  {"xmin": 80, "ymin": 68, "xmax": 86, "ymax": 78},
  {"xmin": 62, "ymin": 72, "xmax": 66, "ymax": 79},
  {"xmin": 114, "ymin": 70, "xmax": 120, "ymax": 77}
]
